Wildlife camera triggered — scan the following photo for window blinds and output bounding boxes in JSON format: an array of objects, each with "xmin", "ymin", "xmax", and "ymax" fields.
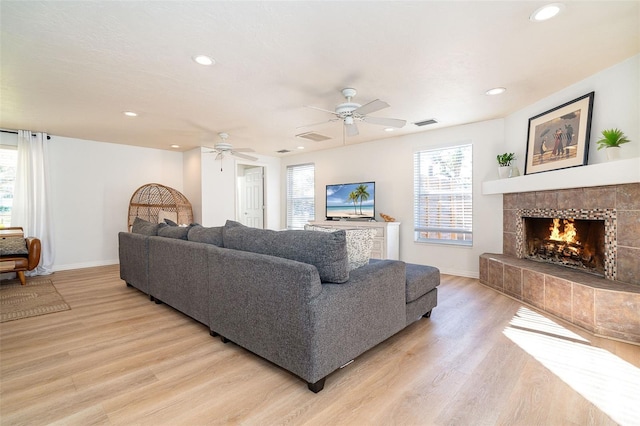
[
  {"xmin": 413, "ymin": 144, "xmax": 473, "ymax": 245},
  {"xmin": 286, "ymin": 163, "xmax": 315, "ymax": 229}
]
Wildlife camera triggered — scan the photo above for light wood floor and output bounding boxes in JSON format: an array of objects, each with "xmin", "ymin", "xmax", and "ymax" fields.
[{"xmin": 1, "ymin": 265, "xmax": 639, "ymax": 426}]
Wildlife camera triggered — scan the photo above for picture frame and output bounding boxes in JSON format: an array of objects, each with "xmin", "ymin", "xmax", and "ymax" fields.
[{"xmin": 524, "ymin": 91, "xmax": 595, "ymax": 175}]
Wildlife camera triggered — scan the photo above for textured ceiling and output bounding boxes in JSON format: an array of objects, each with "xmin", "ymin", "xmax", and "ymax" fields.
[{"xmin": 1, "ymin": 1, "xmax": 638, "ymax": 156}]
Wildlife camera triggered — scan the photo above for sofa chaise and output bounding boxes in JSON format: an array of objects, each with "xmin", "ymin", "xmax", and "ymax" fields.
[{"xmin": 118, "ymin": 219, "xmax": 439, "ymax": 392}]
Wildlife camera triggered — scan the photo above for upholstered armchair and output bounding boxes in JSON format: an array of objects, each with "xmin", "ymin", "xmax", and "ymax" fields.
[{"xmin": 0, "ymin": 227, "xmax": 41, "ymax": 285}]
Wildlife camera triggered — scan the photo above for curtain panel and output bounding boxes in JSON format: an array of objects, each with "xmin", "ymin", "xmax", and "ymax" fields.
[{"xmin": 12, "ymin": 130, "xmax": 54, "ymax": 275}]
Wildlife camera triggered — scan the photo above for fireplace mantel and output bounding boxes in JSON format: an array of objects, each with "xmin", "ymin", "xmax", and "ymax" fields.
[{"xmin": 482, "ymin": 157, "xmax": 640, "ymax": 195}]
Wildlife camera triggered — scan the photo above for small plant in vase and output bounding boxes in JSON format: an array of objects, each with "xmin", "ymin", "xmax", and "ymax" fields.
[
  {"xmin": 596, "ymin": 128, "xmax": 630, "ymax": 161},
  {"xmin": 496, "ymin": 153, "xmax": 516, "ymax": 179}
]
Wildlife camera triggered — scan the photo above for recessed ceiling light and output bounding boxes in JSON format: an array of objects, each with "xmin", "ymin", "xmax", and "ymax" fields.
[
  {"xmin": 192, "ymin": 55, "xmax": 215, "ymax": 66},
  {"xmin": 123, "ymin": 111, "xmax": 138, "ymax": 117},
  {"xmin": 384, "ymin": 128, "xmax": 394, "ymax": 132},
  {"xmin": 297, "ymin": 146, "xmax": 305, "ymax": 150},
  {"xmin": 530, "ymin": 3, "xmax": 565, "ymax": 22},
  {"xmin": 485, "ymin": 87, "xmax": 506, "ymax": 96},
  {"xmin": 170, "ymin": 144, "xmax": 180, "ymax": 149}
]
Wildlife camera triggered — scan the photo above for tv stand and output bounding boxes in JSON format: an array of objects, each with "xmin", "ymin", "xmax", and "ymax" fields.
[{"xmin": 308, "ymin": 221, "xmax": 400, "ymax": 260}]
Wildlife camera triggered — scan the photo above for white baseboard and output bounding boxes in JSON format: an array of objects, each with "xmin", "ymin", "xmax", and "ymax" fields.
[{"xmin": 53, "ymin": 259, "xmax": 119, "ymax": 272}]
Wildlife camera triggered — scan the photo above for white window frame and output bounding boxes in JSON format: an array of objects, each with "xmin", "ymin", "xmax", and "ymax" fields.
[
  {"xmin": 413, "ymin": 143, "xmax": 473, "ymax": 246},
  {"xmin": 0, "ymin": 142, "xmax": 18, "ymax": 227},
  {"xmin": 286, "ymin": 163, "xmax": 315, "ymax": 230}
]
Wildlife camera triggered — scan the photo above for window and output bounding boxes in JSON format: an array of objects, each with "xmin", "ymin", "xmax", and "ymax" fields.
[
  {"xmin": 413, "ymin": 143, "xmax": 472, "ymax": 245},
  {"xmin": 286, "ymin": 163, "xmax": 315, "ymax": 229},
  {"xmin": 0, "ymin": 145, "xmax": 18, "ymax": 227}
]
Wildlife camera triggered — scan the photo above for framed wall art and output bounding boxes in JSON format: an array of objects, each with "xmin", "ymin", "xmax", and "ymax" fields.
[{"xmin": 524, "ymin": 92, "xmax": 594, "ymax": 175}]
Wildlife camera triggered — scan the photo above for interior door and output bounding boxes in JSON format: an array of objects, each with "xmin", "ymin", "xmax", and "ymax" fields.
[{"xmin": 238, "ymin": 165, "xmax": 264, "ymax": 228}]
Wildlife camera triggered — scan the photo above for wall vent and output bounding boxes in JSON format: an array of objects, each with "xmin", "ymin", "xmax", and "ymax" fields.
[
  {"xmin": 295, "ymin": 131, "xmax": 331, "ymax": 142},
  {"xmin": 276, "ymin": 149, "xmax": 291, "ymax": 154},
  {"xmin": 414, "ymin": 118, "xmax": 438, "ymax": 127}
]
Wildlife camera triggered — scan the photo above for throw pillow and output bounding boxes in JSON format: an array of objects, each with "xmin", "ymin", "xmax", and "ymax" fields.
[
  {"xmin": 157, "ymin": 223, "xmax": 194, "ymax": 240},
  {"xmin": 223, "ymin": 220, "xmax": 350, "ymax": 283},
  {"xmin": 0, "ymin": 237, "xmax": 28, "ymax": 255},
  {"xmin": 188, "ymin": 225, "xmax": 224, "ymax": 247},
  {"xmin": 157, "ymin": 209, "xmax": 178, "ymax": 225},
  {"xmin": 131, "ymin": 217, "xmax": 167, "ymax": 236},
  {"xmin": 304, "ymin": 225, "xmax": 376, "ymax": 270}
]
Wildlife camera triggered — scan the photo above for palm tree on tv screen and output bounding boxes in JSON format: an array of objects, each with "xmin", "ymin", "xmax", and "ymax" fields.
[
  {"xmin": 355, "ymin": 184, "xmax": 370, "ymax": 215},
  {"xmin": 347, "ymin": 191, "xmax": 358, "ymax": 215}
]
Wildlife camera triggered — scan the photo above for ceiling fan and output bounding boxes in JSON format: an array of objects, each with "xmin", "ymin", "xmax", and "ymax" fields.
[
  {"xmin": 302, "ymin": 88, "xmax": 406, "ymax": 138},
  {"xmin": 204, "ymin": 132, "xmax": 258, "ymax": 162}
]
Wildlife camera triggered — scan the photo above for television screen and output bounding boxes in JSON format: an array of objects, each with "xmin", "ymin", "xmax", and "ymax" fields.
[{"xmin": 326, "ymin": 181, "xmax": 375, "ymax": 220}]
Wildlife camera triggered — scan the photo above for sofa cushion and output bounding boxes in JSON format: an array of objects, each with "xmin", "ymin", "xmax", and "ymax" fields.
[
  {"xmin": 188, "ymin": 225, "xmax": 224, "ymax": 247},
  {"xmin": 131, "ymin": 217, "xmax": 167, "ymax": 236},
  {"xmin": 0, "ymin": 237, "xmax": 28, "ymax": 255},
  {"xmin": 304, "ymin": 225, "xmax": 375, "ymax": 270},
  {"xmin": 223, "ymin": 220, "xmax": 349, "ymax": 283},
  {"xmin": 157, "ymin": 223, "xmax": 193, "ymax": 240},
  {"xmin": 405, "ymin": 263, "xmax": 440, "ymax": 303}
]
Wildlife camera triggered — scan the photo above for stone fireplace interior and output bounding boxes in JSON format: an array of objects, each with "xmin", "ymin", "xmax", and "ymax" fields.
[{"xmin": 523, "ymin": 217, "xmax": 605, "ymax": 276}]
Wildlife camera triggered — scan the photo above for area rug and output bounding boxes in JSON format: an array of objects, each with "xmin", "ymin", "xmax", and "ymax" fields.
[{"xmin": 0, "ymin": 278, "xmax": 70, "ymax": 322}]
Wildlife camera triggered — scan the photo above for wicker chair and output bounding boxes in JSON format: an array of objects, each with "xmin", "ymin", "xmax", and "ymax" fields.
[{"xmin": 127, "ymin": 183, "xmax": 194, "ymax": 231}]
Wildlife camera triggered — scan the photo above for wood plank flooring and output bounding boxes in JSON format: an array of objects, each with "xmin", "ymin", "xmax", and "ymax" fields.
[{"xmin": 1, "ymin": 265, "xmax": 639, "ymax": 425}]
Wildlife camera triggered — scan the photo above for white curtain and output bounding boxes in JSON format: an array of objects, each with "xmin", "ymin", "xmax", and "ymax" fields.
[{"xmin": 12, "ymin": 130, "xmax": 54, "ymax": 275}]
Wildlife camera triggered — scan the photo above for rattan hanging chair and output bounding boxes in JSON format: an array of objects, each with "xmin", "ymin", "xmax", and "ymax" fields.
[{"xmin": 128, "ymin": 183, "xmax": 194, "ymax": 231}]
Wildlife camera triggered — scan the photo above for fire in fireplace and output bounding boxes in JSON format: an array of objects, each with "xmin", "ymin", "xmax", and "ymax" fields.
[{"xmin": 523, "ymin": 216, "xmax": 605, "ymax": 276}]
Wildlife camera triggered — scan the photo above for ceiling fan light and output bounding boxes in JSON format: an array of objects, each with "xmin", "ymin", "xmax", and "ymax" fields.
[{"xmin": 344, "ymin": 116, "xmax": 354, "ymax": 125}]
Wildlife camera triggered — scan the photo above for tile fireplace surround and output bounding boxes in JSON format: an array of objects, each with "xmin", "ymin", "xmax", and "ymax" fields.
[{"xmin": 479, "ymin": 182, "xmax": 640, "ymax": 344}]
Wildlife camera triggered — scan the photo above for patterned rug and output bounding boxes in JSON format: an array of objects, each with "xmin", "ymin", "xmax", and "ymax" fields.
[{"xmin": 0, "ymin": 277, "xmax": 70, "ymax": 322}]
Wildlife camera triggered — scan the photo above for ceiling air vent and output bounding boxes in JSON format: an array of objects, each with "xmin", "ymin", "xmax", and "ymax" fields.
[
  {"xmin": 414, "ymin": 118, "xmax": 438, "ymax": 127},
  {"xmin": 295, "ymin": 131, "xmax": 332, "ymax": 142},
  {"xmin": 276, "ymin": 149, "xmax": 291, "ymax": 154}
]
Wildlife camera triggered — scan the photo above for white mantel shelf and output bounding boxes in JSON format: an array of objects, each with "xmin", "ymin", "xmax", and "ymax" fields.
[{"xmin": 482, "ymin": 157, "xmax": 640, "ymax": 195}]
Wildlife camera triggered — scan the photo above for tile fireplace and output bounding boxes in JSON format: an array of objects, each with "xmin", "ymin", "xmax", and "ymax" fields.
[{"xmin": 479, "ymin": 182, "xmax": 640, "ymax": 344}]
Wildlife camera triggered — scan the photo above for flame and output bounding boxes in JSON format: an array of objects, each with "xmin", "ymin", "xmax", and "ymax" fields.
[{"xmin": 549, "ymin": 218, "xmax": 580, "ymax": 244}]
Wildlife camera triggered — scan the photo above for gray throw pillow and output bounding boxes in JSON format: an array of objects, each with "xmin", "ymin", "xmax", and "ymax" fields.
[
  {"xmin": 304, "ymin": 225, "xmax": 376, "ymax": 270},
  {"xmin": 188, "ymin": 225, "xmax": 224, "ymax": 247},
  {"xmin": 157, "ymin": 224, "xmax": 193, "ymax": 240},
  {"xmin": 223, "ymin": 220, "xmax": 350, "ymax": 283},
  {"xmin": 0, "ymin": 237, "xmax": 28, "ymax": 255},
  {"xmin": 131, "ymin": 217, "xmax": 167, "ymax": 236}
]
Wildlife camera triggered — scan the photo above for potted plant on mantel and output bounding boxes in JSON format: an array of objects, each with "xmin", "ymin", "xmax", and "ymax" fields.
[
  {"xmin": 596, "ymin": 128, "xmax": 631, "ymax": 161},
  {"xmin": 496, "ymin": 153, "xmax": 516, "ymax": 179}
]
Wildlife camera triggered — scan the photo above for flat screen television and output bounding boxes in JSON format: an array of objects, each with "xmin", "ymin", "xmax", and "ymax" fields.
[{"xmin": 326, "ymin": 181, "xmax": 375, "ymax": 221}]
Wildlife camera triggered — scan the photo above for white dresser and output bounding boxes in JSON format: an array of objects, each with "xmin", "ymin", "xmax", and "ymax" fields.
[{"xmin": 308, "ymin": 221, "xmax": 400, "ymax": 260}]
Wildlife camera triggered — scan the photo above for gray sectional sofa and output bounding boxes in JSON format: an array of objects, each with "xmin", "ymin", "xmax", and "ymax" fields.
[{"xmin": 118, "ymin": 219, "xmax": 439, "ymax": 392}]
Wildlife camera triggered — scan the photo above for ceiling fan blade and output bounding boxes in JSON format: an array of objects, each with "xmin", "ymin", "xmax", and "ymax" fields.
[
  {"xmin": 305, "ymin": 105, "xmax": 339, "ymax": 116},
  {"xmin": 354, "ymin": 99, "xmax": 390, "ymax": 115},
  {"xmin": 215, "ymin": 152, "xmax": 223, "ymax": 160},
  {"xmin": 232, "ymin": 147, "xmax": 255, "ymax": 153},
  {"xmin": 231, "ymin": 151, "xmax": 258, "ymax": 161},
  {"xmin": 363, "ymin": 116, "xmax": 407, "ymax": 128},
  {"xmin": 345, "ymin": 122, "xmax": 359, "ymax": 137},
  {"xmin": 296, "ymin": 118, "xmax": 339, "ymax": 129}
]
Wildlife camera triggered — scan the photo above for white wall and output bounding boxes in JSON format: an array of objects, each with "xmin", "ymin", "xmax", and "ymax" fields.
[
  {"xmin": 281, "ymin": 119, "xmax": 505, "ymax": 278},
  {"xmin": 189, "ymin": 148, "xmax": 282, "ymax": 229},
  {"xmin": 504, "ymin": 54, "xmax": 639, "ymax": 173},
  {"xmin": 279, "ymin": 55, "xmax": 639, "ymax": 278},
  {"xmin": 48, "ymin": 136, "xmax": 183, "ymax": 270}
]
